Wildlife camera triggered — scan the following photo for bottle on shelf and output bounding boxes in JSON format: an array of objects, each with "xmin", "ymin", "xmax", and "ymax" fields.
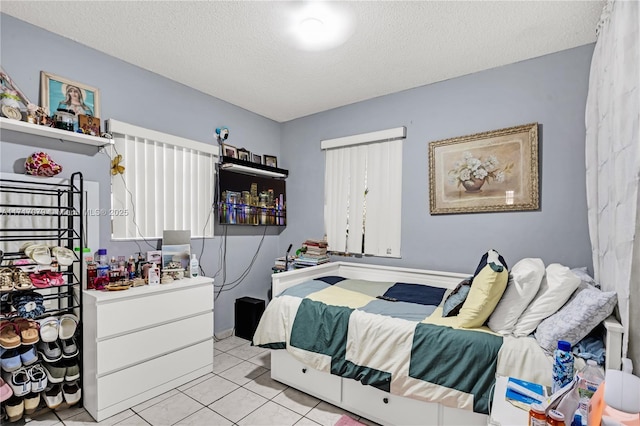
[
  {"xmin": 576, "ymin": 360, "xmax": 604, "ymax": 423},
  {"xmin": 86, "ymin": 257, "xmax": 97, "ymax": 290},
  {"xmin": 529, "ymin": 402, "xmax": 547, "ymax": 426},
  {"xmin": 552, "ymin": 340, "xmax": 574, "ymax": 394},
  {"xmin": 190, "ymin": 254, "xmax": 199, "ymax": 278},
  {"xmin": 97, "ymin": 248, "xmax": 108, "ymax": 266},
  {"xmin": 546, "ymin": 409, "xmax": 566, "ymax": 426}
]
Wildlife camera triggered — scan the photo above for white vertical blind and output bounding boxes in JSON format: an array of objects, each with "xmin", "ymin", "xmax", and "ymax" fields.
[
  {"xmin": 109, "ymin": 120, "xmax": 217, "ymax": 239},
  {"xmin": 323, "ymin": 127, "xmax": 404, "ymax": 257}
]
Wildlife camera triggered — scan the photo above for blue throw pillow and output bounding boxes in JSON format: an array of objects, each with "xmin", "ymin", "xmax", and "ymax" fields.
[{"xmin": 442, "ymin": 277, "xmax": 472, "ymax": 317}]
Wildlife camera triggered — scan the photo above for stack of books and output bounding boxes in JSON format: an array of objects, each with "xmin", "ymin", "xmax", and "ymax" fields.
[{"xmin": 294, "ymin": 239, "xmax": 329, "ymax": 268}]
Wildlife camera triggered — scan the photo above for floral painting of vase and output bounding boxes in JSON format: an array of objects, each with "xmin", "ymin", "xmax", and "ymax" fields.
[{"xmin": 429, "ymin": 123, "xmax": 539, "ymax": 214}]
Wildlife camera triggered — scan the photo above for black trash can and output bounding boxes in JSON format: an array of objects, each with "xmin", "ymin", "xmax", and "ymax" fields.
[{"xmin": 234, "ymin": 297, "xmax": 265, "ymax": 340}]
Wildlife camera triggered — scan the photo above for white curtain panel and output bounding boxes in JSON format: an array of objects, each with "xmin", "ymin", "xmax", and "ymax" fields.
[{"xmin": 585, "ymin": 0, "xmax": 639, "ymax": 361}]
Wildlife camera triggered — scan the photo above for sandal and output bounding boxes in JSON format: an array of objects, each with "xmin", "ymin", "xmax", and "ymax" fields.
[
  {"xmin": 0, "ymin": 321, "xmax": 21, "ymax": 349},
  {"xmin": 12, "ymin": 270, "xmax": 33, "ymax": 291},
  {"xmin": 0, "ymin": 268, "xmax": 15, "ymax": 292},
  {"xmin": 13, "ymin": 319, "xmax": 39, "ymax": 345},
  {"xmin": 51, "ymin": 247, "xmax": 75, "ymax": 267},
  {"xmin": 29, "ymin": 272, "xmax": 51, "ymax": 289},
  {"xmin": 25, "ymin": 245, "xmax": 51, "ymax": 266}
]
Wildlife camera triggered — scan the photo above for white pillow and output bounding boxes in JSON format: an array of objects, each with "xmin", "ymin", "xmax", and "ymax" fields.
[
  {"xmin": 512, "ymin": 263, "xmax": 581, "ymax": 337},
  {"xmin": 488, "ymin": 258, "xmax": 545, "ymax": 335}
]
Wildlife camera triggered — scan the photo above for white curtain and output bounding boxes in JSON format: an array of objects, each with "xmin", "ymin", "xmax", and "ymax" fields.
[{"xmin": 585, "ymin": 0, "xmax": 639, "ymax": 367}]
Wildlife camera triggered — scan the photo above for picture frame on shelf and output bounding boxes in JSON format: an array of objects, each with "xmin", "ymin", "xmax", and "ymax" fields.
[
  {"xmin": 428, "ymin": 122, "xmax": 539, "ymax": 215},
  {"xmin": 222, "ymin": 144, "xmax": 238, "ymax": 158},
  {"xmin": 78, "ymin": 114, "xmax": 101, "ymax": 136},
  {"xmin": 238, "ymin": 148, "xmax": 251, "ymax": 162},
  {"xmin": 252, "ymin": 153, "xmax": 262, "ymax": 164},
  {"xmin": 40, "ymin": 71, "xmax": 100, "ymax": 119},
  {"xmin": 264, "ymin": 155, "xmax": 278, "ymax": 168}
]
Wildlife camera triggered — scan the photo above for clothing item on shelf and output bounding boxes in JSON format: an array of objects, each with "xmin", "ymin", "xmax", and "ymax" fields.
[
  {"xmin": 27, "ymin": 364, "xmax": 47, "ymax": 393},
  {"xmin": 14, "ymin": 318, "xmax": 39, "ymax": 345},
  {"xmin": 58, "ymin": 314, "xmax": 78, "ymax": 340},
  {"xmin": 2, "ymin": 367, "xmax": 31, "ymax": 397},
  {"xmin": 62, "ymin": 381, "xmax": 81, "ymax": 405},
  {"xmin": 60, "ymin": 337, "xmax": 78, "ymax": 358},
  {"xmin": 23, "ymin": 392, "xmax": 40, "ymax": 414},
  {"xmin": 0, "ymin": 320, "xmax": 21, "ymax": 349},
  {"xmin": 37, "ymin": 340, "xmax": 62, "ymax": 363},
  {"xmin": 4, "ymin": 394, "xmax": 24, "ymax": 422},
  {"xmin": 18, "ymin": 345, "xmax": 38, "ymax": 366},
  {"xmin": 42, "ymin": 361, "xmax": 65, "ymax": 384},
  {"xmin": 38, "ymin": 317, "xmax": 59, "ymax": 342},
  {"xmin": 1, "ymin": 348, "xmax": 22, "ymax": 372},
  {"xmin": 43, "ymin": 383, "xmax": 63, "ymax": 409},
  {"xmin": 0, "ymin": 378, "xmax": 13, "ymax": 402}
]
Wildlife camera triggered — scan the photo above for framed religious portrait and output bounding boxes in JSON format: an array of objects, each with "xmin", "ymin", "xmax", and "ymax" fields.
[
  {"xmin": 264, "ymin": 155, "xmax": 278, "ymax": 168},
  {"xmin": 428, "ymin": 122, "xmax": 539, "ymax": 214},
  {"xmin": 40, "ymin": 71, "xmax": 101, "ymax": 118}
]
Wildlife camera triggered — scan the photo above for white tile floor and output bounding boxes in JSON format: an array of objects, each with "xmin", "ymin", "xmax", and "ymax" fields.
[{"xmin": 21, "ymin": 336, "xmax": 378, "ymax": 426}]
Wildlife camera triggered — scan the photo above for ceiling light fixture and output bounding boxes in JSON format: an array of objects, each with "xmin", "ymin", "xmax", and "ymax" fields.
[{"xmin": 289, "ymin": 3, "xmax": 354, "ymax": 51}]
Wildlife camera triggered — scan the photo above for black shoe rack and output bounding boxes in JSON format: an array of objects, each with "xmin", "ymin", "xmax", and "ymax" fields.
[{"xmin": 0, "ymin": 172, "xmax": 84, "ymax": 418}]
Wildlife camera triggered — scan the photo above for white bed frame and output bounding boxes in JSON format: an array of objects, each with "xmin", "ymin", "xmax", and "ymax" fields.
[{"xmin": 270, "ymin": 261, "xmax": 624, "ymax": 426}]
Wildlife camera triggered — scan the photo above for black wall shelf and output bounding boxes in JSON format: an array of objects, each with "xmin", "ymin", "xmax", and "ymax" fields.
[{"xmin": 220, "ymin": 156, "xmax": 288, "ymax": 179}]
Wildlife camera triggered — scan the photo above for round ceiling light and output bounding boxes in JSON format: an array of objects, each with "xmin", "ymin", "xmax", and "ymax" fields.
[{"xmin": 290, "ymin": 3, "xmax": 354, "ymax": 51}]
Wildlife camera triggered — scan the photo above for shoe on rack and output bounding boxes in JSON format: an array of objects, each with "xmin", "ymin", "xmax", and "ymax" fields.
[
  {"xmin": 18, "ymin": 345, "xmax": 38, "ymax": 367},
  {"xmin": 14, "ymin": 318, "xmax": 39, "ymax": 345},
  {"xmin": 0, "ymin": 378, "xmax": 13, "ymax": 402},
  {"xmin": 2, "ymin": 367, "xmax": 30, "ymax": 397},
  {"xmin": 0, "ymin": 320, "xmax": 21, "ymax": 349},
  {"xmin": 5, "ymin": 394, "xmax": 24, "ymax": 422},
  {"xmin": 1, "ymin": 348, "xmax": 22, "ymax": 372},
  {"xmin": 58, "ymin": 314, "xmax": 78, "ymax": 340},
  {"xmin": 23, "ymin": 392, "xmax": 40, "ymax": 415},
  {"xmin": 62, "ymin": 381, "xmax": 81, "ymax": 406},
  {"xmin": 63, "ymin": 360, "xmax": 80, "ymax": 382},
  {"xmin": 38, "ymin": 317, "xmax": 59, "ymax": 343},
  {"xmin": 60, "ymin": 337, "xmax": 78, "ymax": 359},
  {"xmin": 43, "ymin": 383, "xmax": 63, "ymax": 409},
  {"xmin": 37, "ymin": 340, "xmax": 62, "ymax": 363},
  {"xmin": 42, "ymin": 361, "xmax": 65, "ymax": 384},
  {"xmin": 27, "ymin": 364, "xmax": 47, "ymax": 393}
]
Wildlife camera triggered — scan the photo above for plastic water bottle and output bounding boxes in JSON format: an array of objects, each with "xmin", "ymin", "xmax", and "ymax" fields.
[
  {"xmin": 190, "ymin": 254, "xmax": 199, "ymax": 278},
  {"xmin": 552, "ymin": 340, "xmax": 574, "ymax": 394},
  {"xmin": 576, "ymin": 360, "xmax": 604, "ymax": 422}
]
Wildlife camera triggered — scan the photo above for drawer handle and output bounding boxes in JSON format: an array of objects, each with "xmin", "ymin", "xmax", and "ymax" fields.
[
  {"xmin": 383, "ymin": 397, "xmax": 389, "ymax": 404},
  {"xmin": 302, "ymin": 368, "xmax": 307, "ymax": 374}
]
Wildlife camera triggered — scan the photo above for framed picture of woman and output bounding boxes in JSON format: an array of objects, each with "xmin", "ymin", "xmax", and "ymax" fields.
[{"xmin": 40, "ymin": 71, "xmax": 100, "ymax": 118}]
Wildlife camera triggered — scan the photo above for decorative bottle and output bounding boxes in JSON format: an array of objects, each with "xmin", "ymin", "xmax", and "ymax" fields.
[{"xmin": 552, "ymin": 340, "xmax": 574, "ymax": 394}]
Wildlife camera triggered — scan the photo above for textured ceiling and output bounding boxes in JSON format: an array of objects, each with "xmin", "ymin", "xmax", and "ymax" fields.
[{"xmin": 2, "ymin": 1, "xmax": 604, "ymax": 123}]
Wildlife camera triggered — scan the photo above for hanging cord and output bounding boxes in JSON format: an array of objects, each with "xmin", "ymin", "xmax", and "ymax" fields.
[{"xmin": 214, "ymin": 224, "xmax": 267, "ymax": 300}]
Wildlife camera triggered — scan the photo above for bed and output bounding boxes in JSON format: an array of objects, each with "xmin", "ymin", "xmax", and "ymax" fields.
[{"xmin": 253, "ymin": 261, "xmax": 623, "ymax": 426}]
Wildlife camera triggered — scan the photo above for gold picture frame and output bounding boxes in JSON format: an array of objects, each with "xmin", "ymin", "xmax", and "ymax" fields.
[
  {"xmin": 428, "ymin": 123, "xmax": 539, "ymax": 215},
  {"xmin": 40, "ymin": 71, "xmax": 100, "ymax": 118}
]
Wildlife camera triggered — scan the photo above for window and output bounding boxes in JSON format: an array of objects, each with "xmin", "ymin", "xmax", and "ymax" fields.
[
  {"xmin": 108, "ymin": 120, "xmax": 218, "ymax": 239},
  {"xmin": 322, "ymin": 127, "xmax": 405, "ymax": 257}
]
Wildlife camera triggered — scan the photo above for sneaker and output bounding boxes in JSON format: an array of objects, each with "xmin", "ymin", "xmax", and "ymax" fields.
[
  {"xmin": 18, "ymin": 345, "xmax": 38, "ymax": 367},
  {"xmin": 23, "ymin": 392, "xmax": 40, "ymax": 415},
  {"xmin": 27, "ymin": 364, "xmax": 47, "ymax": 393},
  {"xmin": 37, "ymin": 340, "xmax": 62, "ymax": 362},
  {"xmin": 42, "ymin": 361, "xmax": 65, "ymax": 384},
  {"xmin": 2, "ymin": 367, "xmax": 30, "ymax": 397},
  {"xmin": 64, "ymin": 361, "xmax": 80, "ymax": 382},
  {"xmin": 0, "ymin": 348, "xmax": 22, "ymax": 372},
  {"xmin": 43, "ymin": 383, "xmax": 63, "ymax": 409},
  {"xmin": 62, "ymin": 381, "xmax": 81, "ymax": 406},
  {"xmin": 60, "ymin": 337, "xmax": 78, "ymax": 358}
]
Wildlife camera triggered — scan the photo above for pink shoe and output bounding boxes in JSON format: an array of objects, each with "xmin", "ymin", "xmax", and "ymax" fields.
[{"xmin": 0, "ymin": 377, "xmax": 13, "ymax": 402}]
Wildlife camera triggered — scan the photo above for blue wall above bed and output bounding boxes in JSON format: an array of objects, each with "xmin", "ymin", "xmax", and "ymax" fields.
[{"xmin": 279, "ymin": 44, "xmax": 595, "ymax": 274}]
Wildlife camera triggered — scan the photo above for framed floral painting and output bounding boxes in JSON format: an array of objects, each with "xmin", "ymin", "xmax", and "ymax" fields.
[{"xmin": 428, "ymin": 123, "xmax": 539, "ymax": 214}]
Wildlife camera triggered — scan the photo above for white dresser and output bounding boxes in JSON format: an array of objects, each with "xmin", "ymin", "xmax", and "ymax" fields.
[{"xmin": 82, "ymin": 277, "xmax": 214, "ymax": 421}]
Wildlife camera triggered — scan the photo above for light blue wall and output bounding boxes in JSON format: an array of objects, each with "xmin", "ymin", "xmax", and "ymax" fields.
[
  {"xmin": 280, "ymin": 44, "xmax": 595, "ymax": 273},
  {"xmin": 0, "ymin": 14, "xmax": 282, "ymax": 333},
  {"xmin": 1, "ymin": 14, "xmax": 595, "ymax": 332}
]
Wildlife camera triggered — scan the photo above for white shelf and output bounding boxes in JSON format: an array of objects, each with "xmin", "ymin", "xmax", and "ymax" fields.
[
  {"xmin": 220, "ymin": 162, "xmax": 288, "ymax": 178},
  {"xmin": 0, "ymin": 117, "xmax": 113, "ymax": 148}
]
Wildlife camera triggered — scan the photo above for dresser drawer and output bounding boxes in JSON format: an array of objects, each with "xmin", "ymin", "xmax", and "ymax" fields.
[
  {"xmin": 341, "ymin": 377, "xmax": 439, "ymax": 426},
  {"xmin": 97, "ymin": 339, "xmax": 213, "ymax": 410},
  {"xmin": 271, "ymin": 350, "xmax": 341, "ymax": 405},
  {"xmin": 96, "ymin": 284, "xmax": 213, "ymax": 338},
  {"xmin": 97, "ymin": 312, "xmax": 213, "ymax": 375}
]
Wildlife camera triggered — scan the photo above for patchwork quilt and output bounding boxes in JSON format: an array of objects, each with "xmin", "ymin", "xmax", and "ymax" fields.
[{"xmin": 253, "ymin": 277, "xmax": 503, "ymax": 414}]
